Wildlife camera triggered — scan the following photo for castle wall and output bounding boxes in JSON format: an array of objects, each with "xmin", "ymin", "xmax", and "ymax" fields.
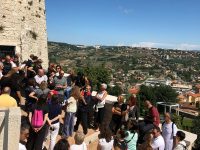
[{"xmin": 0, "ymin": 0, "xmax": 48, "ymax": 68}]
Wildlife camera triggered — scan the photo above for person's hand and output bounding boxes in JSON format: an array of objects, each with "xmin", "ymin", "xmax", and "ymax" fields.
[{"xmin": 20, "ymin": 97, "xmax": 26, "ymax": 105}]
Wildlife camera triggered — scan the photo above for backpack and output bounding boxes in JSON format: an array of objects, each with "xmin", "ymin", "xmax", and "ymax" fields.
[{"xmin": 31, "ymin": 109, "xmax": 44, "ymax": 128}]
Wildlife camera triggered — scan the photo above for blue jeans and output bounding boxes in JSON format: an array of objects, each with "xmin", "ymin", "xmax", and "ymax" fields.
[
  {"xmin": 64, "ymin": 87, "xmax": 72, "ymax": 100},
  {"xmin": 62, "ymin": 112, "xmax": 75, "ymax": 137}
]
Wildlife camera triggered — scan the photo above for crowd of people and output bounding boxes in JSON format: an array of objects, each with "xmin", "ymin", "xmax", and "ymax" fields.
[{"xmin": 0, "ymin": 54, "xmax": 188, "ymax": 150}]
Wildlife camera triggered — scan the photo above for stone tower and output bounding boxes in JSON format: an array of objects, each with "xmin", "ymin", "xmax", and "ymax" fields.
[{"xmin": 0, "ymin": 0, "xmax": 48, "ymax": 68}]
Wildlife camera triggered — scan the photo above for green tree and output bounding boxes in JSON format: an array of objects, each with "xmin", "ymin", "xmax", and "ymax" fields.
[
  {"xmin": 192, "ymin": 115, "xmax": 200, "ymax": 149},
  {"xmin": 107, "ymin": 85, "xmax": 123, "ymax": 96}
]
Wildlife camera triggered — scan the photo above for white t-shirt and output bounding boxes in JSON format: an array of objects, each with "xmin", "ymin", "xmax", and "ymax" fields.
[
  {"xmin": 19, "ymin": 143, "xmax": 26, "ymax": 150},
  {"xmin": 34, "ymin": 75, "xmax": 48, "ymax": 85},
  {"xmin": 151, "ymin": 135, "xmax": 165, "ymax": 150},
  {"xmin": 162, "ymin": 122, "xmax": 177, "ymax": 150},
  {"xmin": 70, "ymin": 142, "xmax": 87, "ymax": 150},
  {"xmin": 67, "ymin": 97, "xmax": 77, "ymax": 113},
  {"xmin": 99, "ymin": 138, "xmax": 114, "ymax": 150}
]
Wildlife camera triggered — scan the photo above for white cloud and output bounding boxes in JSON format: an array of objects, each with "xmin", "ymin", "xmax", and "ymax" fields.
[
  {"xmin": 131, "ymin": 42, "xmax": 200, "ymax": 50},
  {"xmin": 176, "ymin": 43, "xmax": 200, "ymax": 50},
  {"xmin": 118, "ymin": 6, "xmax": 133, "ymax": 15}
]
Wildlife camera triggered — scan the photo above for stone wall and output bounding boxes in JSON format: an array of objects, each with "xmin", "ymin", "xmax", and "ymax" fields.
[
  {"xmin": 0, "ymin": 0, "xmax": 48, "ymax": 68},
  {"xmin": 0, "ymin": 107, "xmax": 21, "ymax": 150}
]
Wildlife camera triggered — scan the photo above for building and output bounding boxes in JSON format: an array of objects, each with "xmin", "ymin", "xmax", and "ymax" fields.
[
  {"xmin": 143, "ymin": 78, "xmax": 171, "ymax": 86},
  {"xmin": 0, "ymin": 0, "xmax": 48, "ymax": 68},
  {"xmin": 186, "ymin": 92, "xmax": 200, "ymax": 104}
]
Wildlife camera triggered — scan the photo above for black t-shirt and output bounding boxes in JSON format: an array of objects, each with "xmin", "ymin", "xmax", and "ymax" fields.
[
  {"xmin": 30, "ymin": 104, "xmax": 49, "ymax": 120},
  {"xmin": 48, "ymin": 103, "xmax": 62, "ymax": 124},
  {"xmin": 112, "ymin": 102, "xmax": 127, "ymax": 121}
]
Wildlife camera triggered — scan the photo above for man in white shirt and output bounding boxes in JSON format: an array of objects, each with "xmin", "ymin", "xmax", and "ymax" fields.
[
  {"xmin": 162, "ymin": 113, "xmax": 177, "ymax": 150},
  {"xmin": 34, "ymin": 69, "xmax": 48, "ymax": 85},
  {"xmin": 19, "ymin": 123, "xmax": 30, "ymax": 150},
  {"xmin": 151, "ymin": 126, "xmax": 165, "ymax": 150}
]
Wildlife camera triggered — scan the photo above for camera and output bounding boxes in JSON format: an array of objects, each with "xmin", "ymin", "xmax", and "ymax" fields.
[{"xmin": 50, "ymin": 127, "xmax": 55, "ymax": 131}]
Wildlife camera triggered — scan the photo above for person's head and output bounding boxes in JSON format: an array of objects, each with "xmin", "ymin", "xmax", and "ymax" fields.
[
  {"xmin": 58, "ymin": 70, "xmax": 64, "ymax": 78},
  {"xmin": 2, "ymin": 87, "xmax": 11, "ymax": 95},
  {"xmin": 71, "ymin": 86, "xmax": 81, "ymax": 100},
  {"xmin": 37, "ymin": 94, "xmax": 47, "ymax": 106},
  {"xmin": 100, "ymin": 127, "xmax": 112, "ymax": 143},
  {"xmin": 30, "ymin": 54, "xmax": 34, "ymax": 60},
  {"xmin": 51, "ymin": 94, "xmax": 59, "ymax": 105},
  {"xmin": 0, "ymin": 62, "xmax": 4, "ymax": 70},
  {"xmin": 145, "ymin": 133, "xmax": 153, "ymax": 146},
  {"xmin": 100, "ymin": 83, "xmax": 107, "ymax": 91},
  {"xmin": 152, "ymin": 126, "xmax": 161, "ymax": 138},
  {"xmin": 20, "ymin": 123, "xmax": 30, "ymax": 142},
  {"xmin": 5, "ymin": 55, "xmax": 11, "ymax": 62},
  {"xmin": 27, "ymin": 78, "xmax": 36, "ymax": 87},
  {"xmin": 38, "ymin": 69, "xmax": 44, "ymax": 76},
  {"xmin": 85, "ymin": 85, "xmax": 91, "ymax": 92},
  {"xmin": 56, "ymin": 65, "xmax": 62, "ymax": 72},
  {"xmin": 39, "ymin": 81, "xmax": 48, "ymax": 90},
  {"xmin": 128, "ymin": 95, "xmax": 136, "ymax": 106},
  {"xmin": 164, "ymin": 112, "xmax": 172, "ymax": 123},
  {"xmin": 144, "ymin": 100, "xmax": 153, "ymax": 109},
  {"xmin": 74, "ymin": 131, "xmax": 85, "ymax": 145},
  {"xmin": 32, "ymin": 56, "xmax": 38, "ymax": 62},
  {"xmin": 53, "ymin": 139, "xmax": 70, "ymax": 150},
  {"xmin": 118, "ymin": 95, "xmax": 124, "ymax": 104},
  {"xmin": 176, "ymin": 131, "xmax": 185, "ymax": 142}
]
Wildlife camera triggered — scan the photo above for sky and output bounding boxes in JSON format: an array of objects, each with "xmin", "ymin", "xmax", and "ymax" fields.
[{"xmin": 46, "ymin": 0, "xmax": 200, "ymax": 50}]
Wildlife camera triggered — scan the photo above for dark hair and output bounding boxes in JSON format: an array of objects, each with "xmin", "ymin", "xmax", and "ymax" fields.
[
  {"xmin": 53, "ymin": 139, "xmax": 70, "ymax": 150},
  {"xmin": 51, "ymin": 94, "xmax": 59, "ymax": 105},
  {"xmin": 100, "ymin": 127, "xmax": 112, "ymax": 143},
  {"xmin": 176, "ymin": 131, "xmax": 185, "ymax": 141},
  {"xmin": 20, "ymin": 123, "xmax": 30, "ymax": 133},
  {"xmin": 153, "ymin": 126, "xmax": 161, "ymax": 133},
  {"xmin": 27, "ymin": 78, "xmax": 36, "ymax": 86},
  {"xmin": 56, "ymin": 65, "xmax": 62, "ymax": 70},
  {"xmin": 37, "ymin": 94, "xmax": 47, "ymax": 106}
]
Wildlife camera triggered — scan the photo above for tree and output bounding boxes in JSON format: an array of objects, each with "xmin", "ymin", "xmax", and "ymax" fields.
[
  {"xmin": 107, "ymin": 85, "xmax": 123, "ymax": 96},
  {"xmin": 192, "ymin": 115, "xmax": 200, "ymax": 149}
]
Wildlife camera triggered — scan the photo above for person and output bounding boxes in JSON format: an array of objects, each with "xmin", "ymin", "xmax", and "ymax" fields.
[
  {"xmin": 19, "ymin": 123, "xmax": 30, "ymax": 150},
  {"xmin": 26, "ymin": 94, "xmax": 49, "ymax": 150},
  {"xmin": 70, "ymin": 131, "xmax": 87, "ymax": 150},
  {"xmin": 0, "ymin": 68, "xmax": 25, "ymax": 105},
  {"xmin": 48, "ymin": 95, "xmax": 62, "ymax": 150},
  {"xmin": 138, "ymin": 100, "xmax": 160, "ymax": 144},
  {"xmin": 74, "ymin": 85, "xmax": 92, "ymax": 135},
  {"xmin": 52, "ymin": 70, "xmax": 67, "ymax": 103},
  {"xmin": 29, "ymin": 81, "xmax": 50, "ymax": 100},
  {"xmin": 0, "ymin": 61, "xmax": 4, "ymax": 79},
  {"xmin": 173, "ymin": 131, "xmax": 186, "ymax": 150},
  {"xmin": 124, "ymin": 130, "xmax": 138, "ymax": 150},
  {"xmin": 53, "ymin": 139, "xmax": 70, "ymax": 150},
  {"xmin": 34, "ymin": 69, "xmax": 48, "ymax": 86},
  {"xmin": 162, "ymin": 112, "xmax": 178, "ymax": 150},
  {"xmin": 55, "ymin": 65, "xmax": 62, "ymax": 76},
  {"xmin": 3, "ymin": 55, "xmax": 13, "ymax": 75},
  {"xmin": 94, "ymin": 83, "xmax": 108, "ymax": 131},
  {"xmin": 138, "ymin": 133, "xmax": 153, "ymax": 150},
  {"xmin": 109, "ymin": 95, "xmax": 127, "ymax": 134},
  {"xmin": 0, "ymin": 87, "xmax": 17, "ymax": 107},
  {"xmin": 97, "ymin": 127, "xmax": 114, "ymax": 150},
  {"xmin": 126, "ymin": 95, "xmax": 139, "ymax": 122},
  {"xmin": 151, "ymin": 126, "xmax": 165, "ymax": 150},
  {"xmin": 65, "ymin": 69, "xmax": 76, "ymax": 99},
  {"xmin": 62, "ymin": 86, "xmax": 80, "ymax": 138}
]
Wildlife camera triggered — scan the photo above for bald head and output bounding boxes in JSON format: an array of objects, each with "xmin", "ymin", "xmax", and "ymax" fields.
[
  {"xmin": 38, "ymin": 69, "xmax": 44, "ymax": 76},
  {"xmin": 2, "ymin": 87, "xmax": 11, "ymax": 94}
]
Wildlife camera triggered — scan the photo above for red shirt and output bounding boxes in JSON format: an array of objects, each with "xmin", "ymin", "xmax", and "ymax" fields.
[{"xmin": 149, "ymin": 106, "xmax": 160, "ymax": 126}]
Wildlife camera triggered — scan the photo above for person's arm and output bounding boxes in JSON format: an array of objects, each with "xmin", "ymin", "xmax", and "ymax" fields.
[
  {"xmin": 112, "ymin": 107, "xmax": 121, "ymax": 115},
  {"xmin": 62, "ymin": 82, "xmax": 67, "ymax": 89},
  {"xmin": 135, "ymin": 106, "xmax": 139, "ymax": 121},
  {"xmin": 28, "ymin": 112, "xmax": 32, "ymax": 125},
  {"xmin": 16, "ymin": 91, "xmax": 25, "ymax": 105},
  {"xmin": 96, "ymin": 91, "xmax": 108, "ymax": 101},
  {"xmin": 173, "ymin": 124, "xmax": 178, "ymax": 148},
  {"xmin": 29, "ymin": 92, "xmax": 38, "ymax": 101}
]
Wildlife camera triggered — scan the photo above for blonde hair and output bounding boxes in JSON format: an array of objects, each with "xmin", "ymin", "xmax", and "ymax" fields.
[
  {"xmin": 39, "ymin": 81, "xmax": 48, "ymax": 90},
  {"xmin": 74, "ymin": 131, "xmax": 85, "ymax": 145},
  {"xmin": 71, "ymin": 86, "xmax": 81, "ymax": 100}
]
